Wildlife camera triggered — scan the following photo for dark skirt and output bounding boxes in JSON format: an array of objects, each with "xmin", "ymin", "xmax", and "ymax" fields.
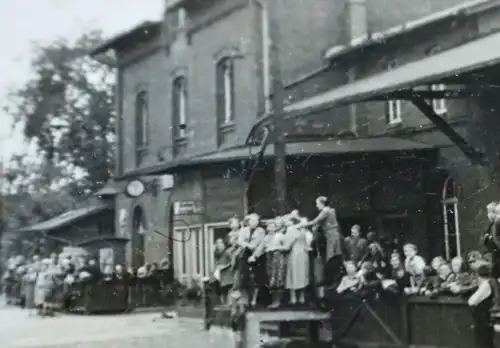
[
  {"xmin": 267, "ymin": 251, "xmax": 286, "ymax": 289},
  {"xmin": 472, "ymin": 297, "xmax": 494, "ymax": 348},
  {"xmin": 239, "ymin": 249, "xmax": 268, "ymax": 289}
]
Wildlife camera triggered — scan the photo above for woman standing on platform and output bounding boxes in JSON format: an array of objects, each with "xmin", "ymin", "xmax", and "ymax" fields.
[
  {"xmin": 301, "ymin": 196, "xmax": 343, "ymax": 299},
  {"xmin": 282, "ymin": 216, "xmax": 310, "ymax": 305},
  {"xmin": 238, "ymin": 213, "xmax": 266, "ymax": 307}
]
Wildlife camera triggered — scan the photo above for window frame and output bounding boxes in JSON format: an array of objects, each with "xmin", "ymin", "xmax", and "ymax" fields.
[
  {"xmin": 135, "ymin": 91, "xmax": 149, "ymax": 166},
  {"xmin": 216, "ymin": 57, "xmax": 235, "ymax": 126},
  {"xmin": 386, "ymin": 60, "xmax": 402, "ymax": 125},
  {"xmin": 430, "ymin": 83, "xmax": 447, "ymax": 115},
  {"xmin": 172, "ymin": 76, "xmax": 188, "ymax": 139}
]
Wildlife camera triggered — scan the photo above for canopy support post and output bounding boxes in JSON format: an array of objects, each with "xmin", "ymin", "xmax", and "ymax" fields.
[{"xmin": 411, "ymin": 97, "xmax": 486, "ymax": 166}]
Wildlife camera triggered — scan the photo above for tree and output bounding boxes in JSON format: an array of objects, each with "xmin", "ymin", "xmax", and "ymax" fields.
[{"xmin": 6, "ymin": 30, "xmax": 116, "ymax": 195}]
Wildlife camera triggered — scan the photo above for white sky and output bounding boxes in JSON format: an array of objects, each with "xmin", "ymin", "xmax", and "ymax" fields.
[{"xmin": 0, "ymin": 0, "xmax": 164, "ymax": 165}]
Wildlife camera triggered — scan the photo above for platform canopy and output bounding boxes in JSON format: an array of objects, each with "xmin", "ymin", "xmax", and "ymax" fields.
[
  {"xmin": 248, "ymin": 30, "xmax": 500, "ymax": 140},
  {"xmin": 17, "ymin": 202, "xmax": 112, "ymax": 233},
  {"xmin": 118, "ymin": 137, "xmax": 438, "ymax": 178}
]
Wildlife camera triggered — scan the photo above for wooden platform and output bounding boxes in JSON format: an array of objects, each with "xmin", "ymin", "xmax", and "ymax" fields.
[
  {"xmin": 245, "ymin": 307, "xmax": 330, "ymax": 323},
  {"xmin": 243, "ymin": 308, "xmax": 331, "ymax": 348}
]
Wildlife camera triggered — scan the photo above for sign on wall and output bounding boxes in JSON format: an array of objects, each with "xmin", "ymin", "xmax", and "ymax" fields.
[{"xmin": 173, "ymin": 201, "xmax": 203, "ymax": 216}]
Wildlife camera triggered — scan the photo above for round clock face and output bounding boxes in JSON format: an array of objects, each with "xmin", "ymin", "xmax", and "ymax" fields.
[{"xmin": 126, "ymin": 180, "xmax": 145, "ymax": 197}]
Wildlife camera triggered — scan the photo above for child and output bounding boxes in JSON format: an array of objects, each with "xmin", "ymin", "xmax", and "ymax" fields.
[{"xmin": 403, "ymin": 243, "xmax": 427, "ymax": 295}]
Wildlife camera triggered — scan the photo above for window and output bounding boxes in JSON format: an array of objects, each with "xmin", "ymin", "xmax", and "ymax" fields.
[
  {"xmin": 216, "ymin": 58, "xmax": 235, "ymax": 125},
  {"xmin": 431, "ymin": 84, "xmax": 447, "ymax": 114},
  {"xmin": 172, "ymin": 76, "xmax": 188, "ymax": 138},
  {"xmin": 386, "ymin": 61, "xmax": 402, "ymax": 125},
  {"xmin": 442, "ymin": 176, "xmax": 460, "ymax": 259},
  {"xmin": 135, "ymin": 91, "xmax": 148, "ymax": 165}
]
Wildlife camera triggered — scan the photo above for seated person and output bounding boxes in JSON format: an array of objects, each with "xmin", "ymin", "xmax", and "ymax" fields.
[
  {"xmin": 447, "ymin": 256, "xmax": 478, "ymax": 295},
  {"xmin": 360, "ymin": 240, "xmax": 388, "ymax": 275},
  {"xmin": 337, "ymin": 261, "xmax": 361, "ymax": 294},
  {"xmin": 382, "ymin": 252, "xmax": 410, "ymax": 293},
  {"xmin": 358, "ymin": 261, "xmax": 383, "ymax": 298},
  {"xmin": 424, "ymin": 263, "xmax": 453, "ymax": 297},
  {"xmin": 419, "ymin": 256, "xmax": 446, "ymax": 294}
]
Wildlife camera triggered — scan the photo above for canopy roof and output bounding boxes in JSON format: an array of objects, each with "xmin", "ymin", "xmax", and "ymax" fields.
[
  {"xmin": 17, "ymin": 202, "xmax": 112, "ymax": 233},
  {"xmin": 119, "ymin": 137, "xmax": 441, "ymax": 178}
]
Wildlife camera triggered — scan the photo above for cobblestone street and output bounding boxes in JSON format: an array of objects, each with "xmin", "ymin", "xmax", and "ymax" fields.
[{"xmin": 0, "ymin": 304, "xmax": 236, "ymax": 348}]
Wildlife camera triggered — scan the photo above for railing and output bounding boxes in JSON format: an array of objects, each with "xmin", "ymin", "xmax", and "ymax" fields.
[{"xmin": 330, "ymin": 294, "xmax": 475, "ymax": 348}]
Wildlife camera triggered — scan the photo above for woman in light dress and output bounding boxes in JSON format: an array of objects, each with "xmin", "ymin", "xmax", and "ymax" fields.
[{"xmin": 282, "ymin": 215, "xmax": 310, "ymax": 305}]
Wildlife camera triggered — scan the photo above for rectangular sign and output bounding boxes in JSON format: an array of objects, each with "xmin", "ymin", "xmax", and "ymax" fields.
[{"xmin": 173, "ymin": 200, "xmax": 203, "ymax": 216}]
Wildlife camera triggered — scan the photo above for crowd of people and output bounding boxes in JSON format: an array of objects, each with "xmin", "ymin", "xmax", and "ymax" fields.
[
  {"xmin": 2, "ymin": 251, "xmax": 173, "ymax": 316},
  {"xmin": 210, "ymin": 196, "xmax": 500, "ymax": 347}
]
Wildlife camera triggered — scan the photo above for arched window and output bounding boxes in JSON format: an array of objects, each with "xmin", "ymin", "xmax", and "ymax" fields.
[
  {"xmin": 442, "ymin": 176, "xmax": 460, "ymax": 259},
  {"xmin": 172, "ymin": 76, "xmax": 188, "ymax": 138},
  {"xmin": 216, "ymin": 58, "xmax": 235, "ymax": 125},
  {"xmin": 135, "ymin": 91, "xmax": 149, "ymax": 165}
]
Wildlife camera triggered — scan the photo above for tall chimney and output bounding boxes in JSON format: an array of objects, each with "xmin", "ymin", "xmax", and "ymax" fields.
[{"xmin": 345, "ymin": 0, "xmax": 368, "ymax": 42}]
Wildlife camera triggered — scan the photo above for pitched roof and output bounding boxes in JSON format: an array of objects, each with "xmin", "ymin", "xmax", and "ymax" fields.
[
  {"xmin": 90, "ymin": 20, "xmax": 162, "ymax": 56},
  {"xmin": 325, "ymin": 0, "xmax": 499, "ymax": 60}
]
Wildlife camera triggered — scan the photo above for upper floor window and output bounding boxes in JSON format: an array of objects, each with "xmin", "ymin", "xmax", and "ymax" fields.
[
  {"xmin": 425, "ymin": 46, "xmax": 447, "ymax": 115},
  {"xmin": 386, "ymin": 61, "xmax": 402, "ymax": 125},
  {"xmin": 135, "ymin": 91, "xmax": 149, "ymax": 165},
  {"xmin": 216, "ymin": 58, "xmax": 235, "ymax": 125},
  {"xmin": 430, "ymin": 84, "xmax": 447, "ymax": 115},
  {"xmin": 172, "ymin": 76, "xmax": 188, "ymax": 138}
]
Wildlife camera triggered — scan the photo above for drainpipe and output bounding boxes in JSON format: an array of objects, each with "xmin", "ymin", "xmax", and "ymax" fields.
[
  {"xmin": 254, "ymin": 0, "xmax": 271, "ymax": 115},
  {"xmin": 345, "ymin": 0, "xmax": 367, "ymax": 135}
]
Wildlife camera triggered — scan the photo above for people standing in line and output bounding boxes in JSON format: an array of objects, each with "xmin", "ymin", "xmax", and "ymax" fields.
[
  {"xmin": 344, "ymin": 224, "xmax": 367, "ymax": 265},
  {"xmin": 468, "ymin": 263, "xmax": 496, "ymax": 348},
  {"xmin": 301, "ymin": 196, "xmax": 343, "ymax": 300}
]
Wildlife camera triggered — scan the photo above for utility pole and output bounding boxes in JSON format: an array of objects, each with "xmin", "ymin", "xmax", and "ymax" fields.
[{"xmin": 268, "ymin": 7, "xmax": 287, "ymax": 216}]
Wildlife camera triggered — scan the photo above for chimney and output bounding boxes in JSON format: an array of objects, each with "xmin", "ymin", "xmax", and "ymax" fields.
[{"xmin": 345, "ymin": 0, "xmax": 368, "ymax": 43}]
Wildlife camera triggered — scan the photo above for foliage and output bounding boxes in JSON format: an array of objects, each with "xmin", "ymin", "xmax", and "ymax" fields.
[{"xmin": 5, "ymin": 30, "xmax": 116, "ymax": 194}]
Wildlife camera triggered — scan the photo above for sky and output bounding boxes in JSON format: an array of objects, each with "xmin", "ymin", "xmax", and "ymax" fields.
[{"xmin": 0, "ymin": 0, "xmax": 164, "ymax": 166}]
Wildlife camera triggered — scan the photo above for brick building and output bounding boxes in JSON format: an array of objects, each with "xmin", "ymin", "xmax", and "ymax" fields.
[
  {"xmin": 248, "ymin": 0, "xmax": 500, "ymax": 260},
  {"xmin": 92, "ymin": 0, "xmax": 472, "ymax": 279}
]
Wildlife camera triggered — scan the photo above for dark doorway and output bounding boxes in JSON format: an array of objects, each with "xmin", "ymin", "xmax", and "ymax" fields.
[{"xmin": 132, "ymin": 207, "xmax": 146, "ymax": 268}]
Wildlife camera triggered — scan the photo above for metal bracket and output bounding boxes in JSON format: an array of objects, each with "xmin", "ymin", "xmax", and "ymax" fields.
[{"xmin": 411, "ymin": 97, "xmax": 486, "ymax": 166}]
